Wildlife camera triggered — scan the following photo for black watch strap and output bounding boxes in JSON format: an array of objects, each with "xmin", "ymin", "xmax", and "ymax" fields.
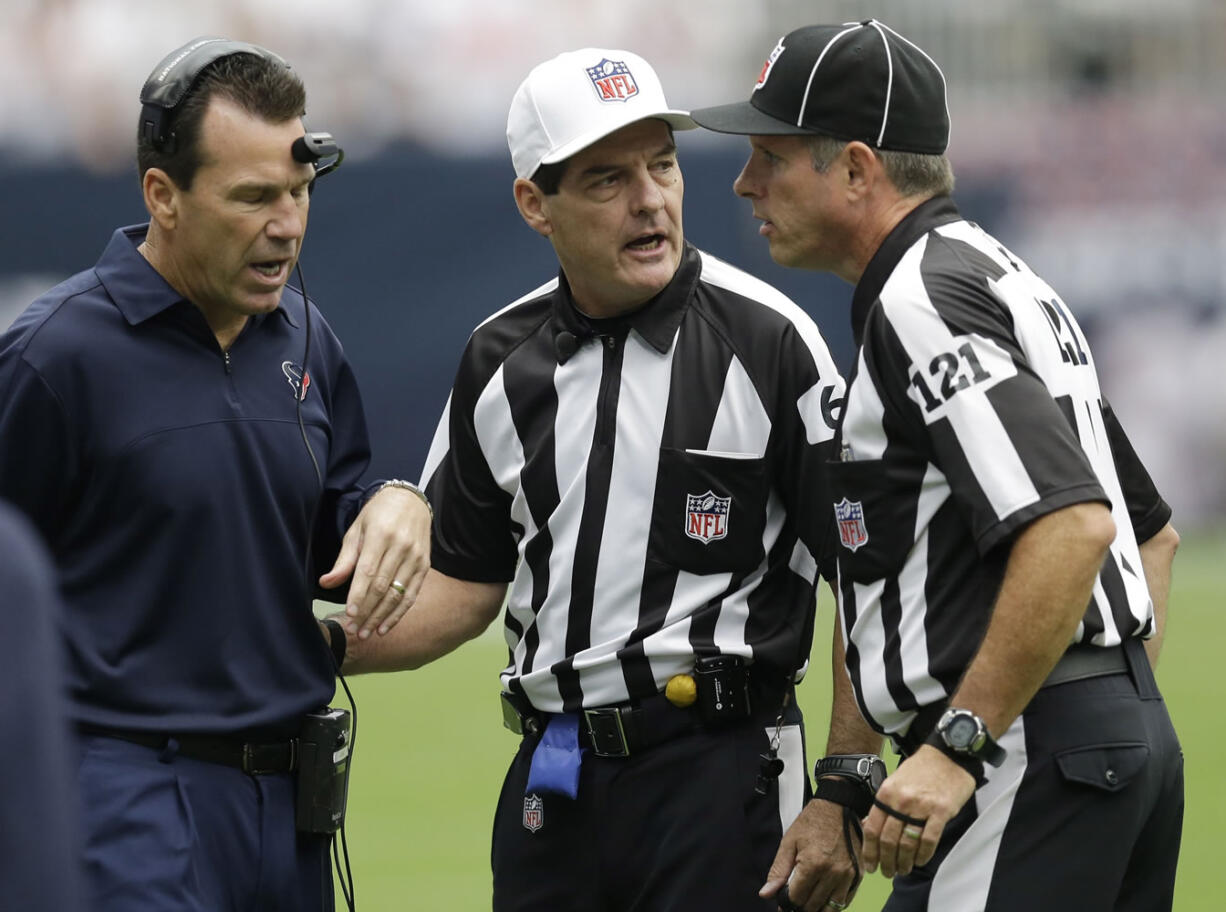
[
  {"xmin": 322, "ymin": 618, "xmax": 346, "ymax": 670},
  {"xmin": 923, "ymin": 735, "xmax": 986, "ymax": 784},
  {"xmin": 813, "ymin": 775, "xmax": 873, "ymax": 818},
  {"xmin": 927, "ymin": 707, "xmax": 1007, "ymax": 769}
]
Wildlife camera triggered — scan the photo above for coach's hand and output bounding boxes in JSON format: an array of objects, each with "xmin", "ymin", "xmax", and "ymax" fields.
[
  {"xmin": 761, "ymin": 797, "xmax": 860, "ymax": 911},
  {"xmin": 861, "ymin": 746, "xmax": 975, "ymax": 879},
  {"xmin": 319, "ymin": 486, "xmax": 431, "ymax": 639}
]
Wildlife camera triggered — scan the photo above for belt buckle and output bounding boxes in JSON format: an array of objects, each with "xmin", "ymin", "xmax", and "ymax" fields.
[{"xmin": 583, "ymin": 708, "xmax": 630, "ymax": 758}]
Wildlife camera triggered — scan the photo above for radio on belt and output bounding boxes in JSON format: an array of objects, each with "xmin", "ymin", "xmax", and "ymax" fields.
[
  {"xmin": 295, "ymin": 707, "xmax": 352, "ymax": 834},
  {"xmin": 693, "ymin": 655, "xmax": 751, "ymax": 725}
]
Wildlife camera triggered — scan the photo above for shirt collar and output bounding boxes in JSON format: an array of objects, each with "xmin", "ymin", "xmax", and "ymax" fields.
[
  {"xmin": 95, "ymin": 224, "xmax": 298, "ymax": 329},
  {"xmin": 850, "ymin": 195, "xmax": 961, "ymax": 346},
  {"xmin": 550, "ymin": 243, "xmax": 701, "ymax": 364}
]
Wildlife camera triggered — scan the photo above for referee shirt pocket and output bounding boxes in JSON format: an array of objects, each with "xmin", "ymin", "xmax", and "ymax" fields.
[
  {"xmin": 827, "ymin": 457, "xmax": 923, "ymax": 583},
  {"xmin": 1055, "ymin": 742, "xmax": 1149, "ymax": 792},
  {"xmin": 649, "ymin": 447, "xmax": 768, "ymax": 575}
]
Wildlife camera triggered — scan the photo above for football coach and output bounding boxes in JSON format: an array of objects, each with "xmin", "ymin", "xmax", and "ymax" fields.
[{"xmin": 0, "ymin": 37, "xmax": 430, "ymax": 911}]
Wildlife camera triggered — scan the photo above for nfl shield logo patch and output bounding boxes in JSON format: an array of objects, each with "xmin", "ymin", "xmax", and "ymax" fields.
[
  {"xmin": 586, "ymin": 58, "xmax": 639, "ymax": 102},
  {"xmin": 755, "ymin": 39, "xmax": 786, "ymax": 90},
  {"xmin": 523, "ymin": 794, "xmax": 544, "ymax": 833},
  {"xmin": 685, "ymin": 490, "xmax": 731, "ymax": 544},
  {"xmin": 834, "ymin": 498, "xmax": 869, "ymax": 552}
]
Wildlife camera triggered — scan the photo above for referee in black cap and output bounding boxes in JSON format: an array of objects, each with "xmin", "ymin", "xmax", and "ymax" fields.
[{"xmin": 692, "ymin": 19, "xmax": 1184, "ymax": 912}]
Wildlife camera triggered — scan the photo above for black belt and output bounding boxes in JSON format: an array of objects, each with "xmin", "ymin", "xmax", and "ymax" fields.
[
  {"xmin": 896, "ymin": 642, "xmax": 1133, "ymax": 758},
  {"xmin": 1041, "ymin": 641, "xmax": 1130, "ymax": 688},
  {"xmin": 78, "ymin": 723, "xmax": 298, "ymax": 775},
  {"xmin": 577, "ymin": 692, "xmax": 703, "ymax": 758},
  {"xmin": 506, "ymin": 679, "xmax": 790, "ymax": 759}
]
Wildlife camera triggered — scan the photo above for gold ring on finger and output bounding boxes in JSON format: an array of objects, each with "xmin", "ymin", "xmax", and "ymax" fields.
[
  {"xmin": 390, "ymin": 579, "xmax": 406, "ymax": 596},
  {"xmin": 902, "ymin": 825, "xmax": 923, "ymax": 840}
]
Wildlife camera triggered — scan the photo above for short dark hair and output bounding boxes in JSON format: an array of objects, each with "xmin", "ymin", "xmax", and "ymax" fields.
[
  {"xmin": 136, "ymin": 52, "xmax": 306, "ymax": 190},
  {"xmin": 529, "ymin": 159, "xmax": 569, "ymax": 195}
]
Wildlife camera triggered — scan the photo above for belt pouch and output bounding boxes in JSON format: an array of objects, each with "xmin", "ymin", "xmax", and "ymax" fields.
[
  {"xmin": 295, "ymin": 707, "xmax": 352, "ymax": 833},
  {"xmin": 693, "ymin": 655, "xmax": 751, "ymax": 725}
]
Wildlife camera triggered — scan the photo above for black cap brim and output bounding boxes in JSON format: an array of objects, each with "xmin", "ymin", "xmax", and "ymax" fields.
[{"xmin": 689, "ymin": 99, "xmax": 818, "ymax": 136}]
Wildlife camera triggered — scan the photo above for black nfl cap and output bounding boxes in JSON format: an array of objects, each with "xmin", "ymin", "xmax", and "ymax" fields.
[{"xmin": 690, "ymin": 20, "xmax": 949, "ymax": 154}]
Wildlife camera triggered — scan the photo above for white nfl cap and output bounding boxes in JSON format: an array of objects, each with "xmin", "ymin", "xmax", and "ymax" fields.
[{"xmin": 507, "ymin": 48, "xmax": 696, "ymax": 180}]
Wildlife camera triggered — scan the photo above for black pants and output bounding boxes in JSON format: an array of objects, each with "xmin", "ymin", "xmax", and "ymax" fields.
[
  {"xmin": 491, "ymin": 709, "xmax": 806, "ymax": 912},
  {"xmin": 886, "ymin": 639, "xmax": 1183, "ymax": 911}
]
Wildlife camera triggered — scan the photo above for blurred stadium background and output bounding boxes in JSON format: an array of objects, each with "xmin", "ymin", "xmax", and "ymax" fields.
[{"xmin": 0, "ymin": 0, "xmax": 1221, "ymax": 907}]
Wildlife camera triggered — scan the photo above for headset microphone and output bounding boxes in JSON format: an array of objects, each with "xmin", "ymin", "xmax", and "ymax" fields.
[{"xmin": 292, "ymin": 132, "xmax": 345, "ymax": 193}]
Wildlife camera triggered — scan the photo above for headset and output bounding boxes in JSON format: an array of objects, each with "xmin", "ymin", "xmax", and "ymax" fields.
[
  {"xmin": 138, "ymin": 36, "xmax": 355, "ymax": 910},
  {"xmin": 139, "ymin": 36, "xmax": 344, "ymax": 182}
]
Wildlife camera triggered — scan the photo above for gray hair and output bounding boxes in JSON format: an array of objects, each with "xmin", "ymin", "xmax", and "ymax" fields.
[{"xmin": 806, "ymin": 135, "xmax": 955, "ymax": 199}]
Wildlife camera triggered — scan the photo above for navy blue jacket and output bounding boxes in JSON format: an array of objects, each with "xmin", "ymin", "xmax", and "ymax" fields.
[
  {"xmin": 0, "ymin": 501, "xmax": 84, "ymax": 910},
  {"xmin": 0, "ymin": 225, "xmax": 372, "ymax": 733}
]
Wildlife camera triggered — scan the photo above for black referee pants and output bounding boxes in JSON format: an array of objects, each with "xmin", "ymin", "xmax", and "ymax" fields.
[
  {"xmin": 886, "ymin": 639, "xmax": 1183, "ymax": 912},
  {"xmin": 491, "ymin": 709, "xmax": 806, "ymax": 912}
]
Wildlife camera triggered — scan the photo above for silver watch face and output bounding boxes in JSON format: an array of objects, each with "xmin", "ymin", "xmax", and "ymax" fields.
[{"xmin": 945, "ymin": 715, "xmax": 980, "ymax": 751}]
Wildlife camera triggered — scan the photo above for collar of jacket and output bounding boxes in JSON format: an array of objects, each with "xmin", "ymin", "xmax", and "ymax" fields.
[
  {"xmin": 549, "ymin": 243, "xmax": 701, "ymax": 364},
  {"xmin": 850, "ymin": 195, "xmax": 961, "ymax": 347}
]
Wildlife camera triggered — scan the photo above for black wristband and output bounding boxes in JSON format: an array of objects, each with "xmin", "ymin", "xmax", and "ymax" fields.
[
  {"xmin": 322, "ymin": 618, "xmax": 347, "ymax": 670},
  {"xmin": 813, "ymin": 775, "xmax": 874, "ymax": 818}
]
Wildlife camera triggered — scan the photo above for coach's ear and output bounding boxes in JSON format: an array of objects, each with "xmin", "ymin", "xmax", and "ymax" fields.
[
  {"xmin": 513, "ymin": 178, "xmax": 553, "ymax": 238},
  {"xmin": 143, "ymin": 167, "xmax": 180, "ymax": 231}
]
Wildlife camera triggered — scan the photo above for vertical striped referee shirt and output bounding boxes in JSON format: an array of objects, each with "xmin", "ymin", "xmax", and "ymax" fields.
[
  {"xmin": 833, "ymin": 195, "xmax": 1172, "ymax": 739},
  {"xmin": 421, "ymin": 244, "xmax": 845, "ymax": 713}
]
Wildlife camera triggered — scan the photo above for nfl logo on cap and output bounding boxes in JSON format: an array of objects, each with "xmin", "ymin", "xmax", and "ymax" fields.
[
  {"xmin": 586, "ymin": 58, "xmax": 639, "ymax": 102},
  {"xmin": 834, "ymin": 498, "xmax": 869, "ymax": 552},
  {"xmin": 755, "ymin": 39, "xmax": 785, "ymax": 90}
]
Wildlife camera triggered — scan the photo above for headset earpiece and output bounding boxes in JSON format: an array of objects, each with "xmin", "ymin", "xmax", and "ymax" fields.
[
  {"xmin": 138, "ymin": 36, "xmax": 289, "ymax": 152},
  {"xmin": 138, "ymin": 37, "xmax": 344, "ymax": 192}
]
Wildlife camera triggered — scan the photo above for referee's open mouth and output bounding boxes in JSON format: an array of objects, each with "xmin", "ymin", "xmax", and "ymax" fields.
[{"xmin": 625, "ymin": 233, "xmax": 666, "ymax": 253}]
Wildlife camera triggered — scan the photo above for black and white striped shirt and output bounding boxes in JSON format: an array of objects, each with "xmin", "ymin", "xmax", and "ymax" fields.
[
  {"xmin": 832, "ymin": 196, "xmax": 1171, "ymax": 738},
  {"xmin": 421, "ymin": 245, "xmax": 845, "ymax": 712}
]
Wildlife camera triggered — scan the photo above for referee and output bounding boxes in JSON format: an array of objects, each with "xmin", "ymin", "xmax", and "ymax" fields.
[
  {"xmin": 692, "ymin": 20, "xmax": 1184, "ymax": 912},
  {"xmin": 340, "ymin": 48, "xmax": 851, "ymax": 910}
]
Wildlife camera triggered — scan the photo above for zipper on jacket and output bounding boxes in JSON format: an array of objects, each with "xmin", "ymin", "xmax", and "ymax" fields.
[{"xmin": 595, "ymin": 333, "xmax": 624, "ymax": 447}]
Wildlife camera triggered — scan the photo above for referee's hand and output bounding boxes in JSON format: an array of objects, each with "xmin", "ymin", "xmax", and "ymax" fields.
[
  {"xmin": 860, "ymin": 746, "xmax": 975, "ymax": 879},
  {"xmin": 761, "ymin": 797, "xmax": 859, "ymax": 911},
  {"xmin": 319, "ymin": 485, "xmax": 432, "ymax": 640}
]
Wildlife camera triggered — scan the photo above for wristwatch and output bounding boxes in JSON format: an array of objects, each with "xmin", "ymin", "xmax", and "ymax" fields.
[
  {"xmin": 812, "ymin": 754, "xmax": 887, "ymax": 817},
  {"xmin": 933, "ymin": 708, "xmax": 1006, "ymax": 767},
  {"xmin": 813, "ymin": 753, "xmax": 887, "ymax": 791}
]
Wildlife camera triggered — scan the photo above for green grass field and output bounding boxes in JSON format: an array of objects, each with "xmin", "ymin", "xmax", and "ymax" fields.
[{"xmin": 331, "ymin": 528, "xmax": 1223, "ymax": 910}]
